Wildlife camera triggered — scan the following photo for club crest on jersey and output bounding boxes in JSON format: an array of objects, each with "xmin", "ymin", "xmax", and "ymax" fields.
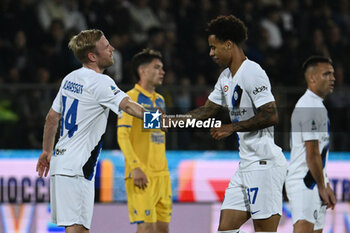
[
  {"xmin": 110, "ymin": 85, "xmax": 120, "ymax": 95},
  {"xmin": 233, "ymin": 90, "xmax": 239, "ymax": 101},
  {"xmin": 224, "ymin": 85, "xmax": 229, "ymax": 92}
]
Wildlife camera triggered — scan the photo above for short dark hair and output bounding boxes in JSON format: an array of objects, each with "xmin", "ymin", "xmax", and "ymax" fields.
[
  {"xmin": 302, "ymin": 56, "xmax": 333, "ymax": 74},
  {"xmin": 206, "ymin": 15, "xmax": 248, "ymax": 46},
  {"xmin": 132, "ymin": 48, "xmax": 162, "ymax": 80}
]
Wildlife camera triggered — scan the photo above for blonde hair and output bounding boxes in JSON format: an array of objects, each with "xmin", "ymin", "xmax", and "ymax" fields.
[{"xmin": 68, "ymin": 29, "xmax": 104, "ymax": 64}]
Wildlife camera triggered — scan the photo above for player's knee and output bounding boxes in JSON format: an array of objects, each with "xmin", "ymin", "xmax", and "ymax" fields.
[
  {"xmin": 156, "ymin": 225, "xmax": 169, "ymax": 233},
  {"xmin": 137, "ymin": 223, "xmax": 155, "ymax": 233},
  {"xmin": 136, "ymin": 228, "xmax": 153, "ymax": 233},
  {"xmin": 218, "ymin": 221, "xmax": 243, "ymax": 231},
  {"xmin": 65, "ymin": 224, "xmax": 89, "ymax": 233}
]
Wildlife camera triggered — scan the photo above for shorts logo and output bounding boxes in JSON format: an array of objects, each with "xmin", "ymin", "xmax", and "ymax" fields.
[
  {"xmin": 311, "ymin": 120, "xmax": 317, "ymax": 131},
  {"xmin": 313, "ymin": 210, "xmax": 318, "ymax": 220},
  {"xmin": 251, "ymin": 210, "xmax": 260, "ymax": 215},
  {"xmin": 145, "ymin": 210, "xmax": 151, "ymax": 216},
  {"xmin": 252, "ymin": 85, "xmax": 267, "ymax": 95},
  {"xmin": 143, "ymin": 110, "xmax": 161, "ymax": 129},
  {"xmin": 224, "ymin": 85, "xmax": 229, "ymax": 92},
  {"xmin": 55, "ymin": 149, "xmax": 66, "ymax": 155}
]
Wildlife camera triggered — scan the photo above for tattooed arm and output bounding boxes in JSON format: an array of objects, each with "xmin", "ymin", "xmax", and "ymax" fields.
[
  {"xmin": 164, "ymin": 99, "xmax": 224, "ymax": 128},
  {"xmin": 210, "ymin": 101, "xmax": 278, "ymax": 139},
  {"xmin": 186, "ymin": 99, "xmax": 224, "ymax": 120}
]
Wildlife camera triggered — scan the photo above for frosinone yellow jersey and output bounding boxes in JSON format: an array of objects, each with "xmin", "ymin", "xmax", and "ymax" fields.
[{"xmin": 117, "ymin": 84, "xmax": 168, "ymax": 178}]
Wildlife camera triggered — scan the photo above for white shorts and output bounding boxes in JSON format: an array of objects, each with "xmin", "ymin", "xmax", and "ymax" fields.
[
  {"xmin": 221, "ymin": 162, "xmax": 287, "ymax": 220},
  {"xmin": 50, "ymin": 175, "xmax": 95, "ymax": 229},
  {"xmin": 286, "ymin": 182, "xmax": 326, "ymax": 230}
]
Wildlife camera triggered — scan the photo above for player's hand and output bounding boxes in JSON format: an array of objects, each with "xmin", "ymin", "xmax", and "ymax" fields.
[
  {"xmin": 326, "ymin": 184, "xmax": 336, "ymax": 210},
  {"xmin": 210, "ymin": 123, "xmax": 234, "ymax": 140},
  {"xmin": 318, "ymin": 185, "xmax": 331, "ymax": 208},
  {"xmin": 132, "ymin": 167, "xmax": 148, "ymax": 189},
  {"xmin": 36, "ymin": 150, "xmax": 52, "ymax": 177}
]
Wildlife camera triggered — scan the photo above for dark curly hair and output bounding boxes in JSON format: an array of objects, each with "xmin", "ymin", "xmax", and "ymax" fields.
[{"xmin": 207, "ymin": 15, "xmax": 248, "ymax": 46}]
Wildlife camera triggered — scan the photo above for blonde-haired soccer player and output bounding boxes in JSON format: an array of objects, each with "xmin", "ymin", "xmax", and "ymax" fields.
[{"xmin": 36, "ymin": 29, "xmax": 146, "ymax": 233}]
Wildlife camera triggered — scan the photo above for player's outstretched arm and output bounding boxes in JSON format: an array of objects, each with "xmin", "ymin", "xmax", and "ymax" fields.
[
  {"xmin": 163, "ymin": 99, "xmax": 222, "ymax": 129},
  {"xmin": 36, "ymin": 108, "xmax": 60, "ymax": 177},
  {"xmin": 119, "ymin": 97, "xmax": 145, "ymax": 120},
  {"xmin": 187, "ymin": 99, "xmax": 223, "ymax": 120},
  {"xmin": 210, "ymin": 101, "xmax": 278, "ymax": 140}
]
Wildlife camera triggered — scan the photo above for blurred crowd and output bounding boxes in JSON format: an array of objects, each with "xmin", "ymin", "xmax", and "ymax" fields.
[{"xmin": 0, "ymin": 0, "xmax": 350, "ymax": 150}]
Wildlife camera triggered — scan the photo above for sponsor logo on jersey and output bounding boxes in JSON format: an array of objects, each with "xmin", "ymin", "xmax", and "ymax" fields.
[
  {"xmin": 151, "ymin": 132, "xmax": 165, "ymax": 144},
  {"xmin": 230, "ymin": 109, "xmax": 247, "ymax": 117},
  {"xmin": 252, "ymin": 85, "xmax": 268, "ymax": 95}
]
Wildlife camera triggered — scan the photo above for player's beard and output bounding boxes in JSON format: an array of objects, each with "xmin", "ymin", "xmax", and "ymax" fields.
[{"xmin": 99, "ymin": 56, "xmax": 114, "ymax": 69}]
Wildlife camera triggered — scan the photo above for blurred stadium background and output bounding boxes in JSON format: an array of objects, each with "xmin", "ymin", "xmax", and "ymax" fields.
[{"xmin": 0, "ymin": 0, "xmax": 350, "ymax": 232}]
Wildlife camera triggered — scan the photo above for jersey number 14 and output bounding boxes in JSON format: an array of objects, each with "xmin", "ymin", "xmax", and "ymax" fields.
[{"xmin": 60, "ymin": 95, "xmax": 79, "ymax": 138}]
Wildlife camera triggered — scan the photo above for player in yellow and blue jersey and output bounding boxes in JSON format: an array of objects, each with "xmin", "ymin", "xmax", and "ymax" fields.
[{"xmin": 117, "ymin": 49, "xmax": 172, "ymax": 233}]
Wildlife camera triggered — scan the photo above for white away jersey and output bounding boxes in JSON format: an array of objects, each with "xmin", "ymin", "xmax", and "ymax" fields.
[
  {"xmin": 208, "ymin": 59, "xmax": 286, "ymax": 170},
  {"xmin": 50, "ymin": 67, "xmax": 128, "ymax": 179},
  {"xmin": 287, "ymin": 90, "xmax": 329, "ymax": 191}
]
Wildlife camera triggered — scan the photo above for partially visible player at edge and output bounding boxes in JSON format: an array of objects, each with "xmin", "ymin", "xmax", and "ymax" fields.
[
  {"xmin": 36, "ymin": 29, "xmax": 146, "ymax": 233},
  {"xmin": 172, "ymin": 15, "xmax": 287, "ymax": 233},
  {"xmin": 286, "ymin": 56, "xmax": 336, "ymax": 233},
  {"xmin": 117, "ymin": 49, "xmax": 172, "ymax": 233}
]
